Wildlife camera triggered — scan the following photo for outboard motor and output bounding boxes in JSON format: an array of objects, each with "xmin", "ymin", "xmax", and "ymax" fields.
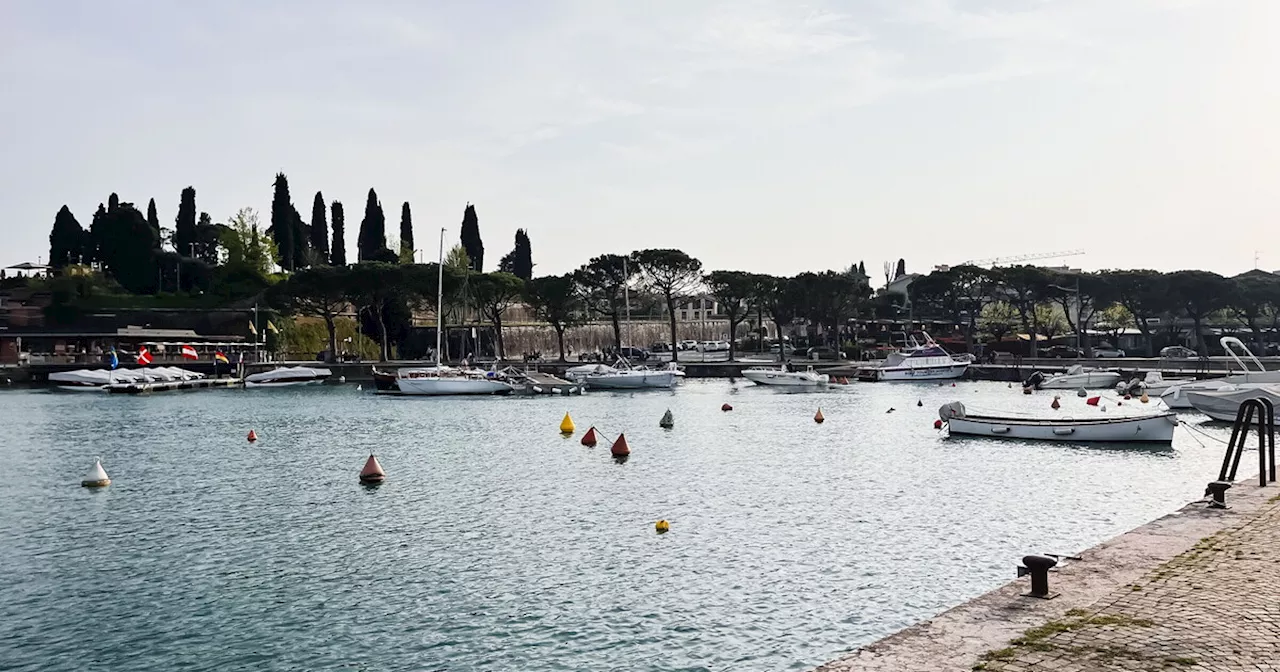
[
  {"xmin": 1116, "ymin": 378, "xmax": 1145, "ymax": 396},
  {"xmin": 1022, "ymin": 371, "xmax": 1046, "ymax": 390},
  {"xmin": 939, "ymin": 401, "xmax": 967, "ymax": 422}
]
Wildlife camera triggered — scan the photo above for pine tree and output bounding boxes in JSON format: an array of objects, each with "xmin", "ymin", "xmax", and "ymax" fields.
[
  {"xmin": 498, "ymin": 228, "xmax": 533, "ymax": 279},
  {"xmin": 330, "ymin": 201, "xmax": 347, "ymax": 265},
  {"xmin": 357, "ymin": 188, "xmax": 386, "ymax": 261},
  {"xmin": 174, "ymin": 187, "xmax": 196, "ymax": 257},
  {"xmin": 49, "ymin": 205, "xmax": 84, "ymax": 268},
  {"xmin": 460, "ymin": 203, "xmax": 484, "ymax": 271},
  {"xmin": 309, "ymin": 192, "xmax": 329, "ymax": 264},
  {"xmin": 399, "ymin": 202, "xmax": 414, "ymax": 262},
  {"xmin": 270, "ymin": 172, "xmax": 296, "ymax": 270}
]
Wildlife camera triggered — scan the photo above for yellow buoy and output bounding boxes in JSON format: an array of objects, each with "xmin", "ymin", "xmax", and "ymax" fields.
[
  {"xmin": 655, "ymin": 520, "xmax": 670, "ymax": 533},
  {"xmin": 559, "ymin": 412, "xmax": 575, "ymax": 434}
]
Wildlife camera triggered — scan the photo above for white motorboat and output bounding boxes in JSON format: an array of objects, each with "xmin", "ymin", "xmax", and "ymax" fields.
[
  {"xmin": 566, "ymin": 360, "xmax": 681, "ymax": 390},
  {"xmin": 394, "ymin": 366, "xmax": 514, "ymax": 396},
  {"xmin": 49, "ymin": 369, "xmax": 114, "ymax": 391},
  {"xmin": 939, "ymin": 401, "xmax": 1178, "ymax": 443},
  {"xmin": 1184, "ymin": 386, "xmax": 1280, "ymax": 422},
  {"xmin": 1117, "ymin": 371, "xmax": 1195, "ymax": 397},
  {"xmin": 854, "ymin": 333, "xmax": 968, "ymax": 382},
  {"xmin": 244, "ymin": 366, "xmax": 332, "ymax": 388},
  {"xmin": 1160, "ymin": 337, "xmax": 1280, "ymax": 409},
  {"xmin": 1027, "ymin": 365, "xmax": 1123, "ymax": 390},
  {"xmin": 49, "ymin": 366, "xmax": 206, "ymax": 390},
  {"xmin": 742, "ymin": 365, "xmax": 829, "ymax": 387}
]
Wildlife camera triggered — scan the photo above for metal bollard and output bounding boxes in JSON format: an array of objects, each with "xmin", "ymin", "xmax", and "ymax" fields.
[
  {"xmin": 1021, "ymin": 554, "xmax": 1059, "ymax": 599},
  {"xmin": 1206, "ymin": 480, "xmax": 1232, "ymax": 509}
]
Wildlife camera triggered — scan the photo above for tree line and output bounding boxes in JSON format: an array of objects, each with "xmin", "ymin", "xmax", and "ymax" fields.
[{"xmin": 908, "ymin": 265, "xmax": 1280, "ymax": 357}]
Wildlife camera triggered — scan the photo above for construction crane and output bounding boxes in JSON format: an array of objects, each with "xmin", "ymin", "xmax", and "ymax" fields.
[{"xmin": 953, "ymin": 249, "xmax": 1085, "ymax": 269}]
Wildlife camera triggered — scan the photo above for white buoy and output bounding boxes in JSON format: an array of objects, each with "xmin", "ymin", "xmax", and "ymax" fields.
[
  {"xmin": 356, "ymin": 384, "xmax": 363, "ymax": 391},
  {"xmin": 338, "ymin": 375, "xmax": 347, "ymax": 383},
  {"xmin": 81, "ymin": 458, "xmax": 111, "ymax": 488}
]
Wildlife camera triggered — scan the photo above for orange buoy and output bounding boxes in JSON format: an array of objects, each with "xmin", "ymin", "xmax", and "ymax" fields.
[
  {"xmin": 815, "ymin": 408, "xmax": 825, "ymax": 423},
  {"xmin": 581, "ymin": 426, "xmax": 599, "ymax": 447},
  {"xmin": 721, "ymin": 403, "xmax": 733, "ymax": 412},
  {"xmin": 247, "ymin": 429, "xmax": 258, "ymax": 443},
  {"xmin": 610, "ymin": 433, "xmax": 631, "ymax": 457},
  {"xmin": 1050, "ymin": 396, "xmax": 1061, "ymax": 410},
  {"xmin": 359, "ymin": 454, "xmax": 385, "ymax": 484}
]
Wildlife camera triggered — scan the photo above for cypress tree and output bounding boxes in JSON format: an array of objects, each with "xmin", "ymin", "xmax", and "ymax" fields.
[
  {"xmin": 49, "ymin": 205, "xmax": 83, "ymax": 268},
  {"xmin": 108, "ymin": 193, "xmax": 119, "ymax": 213},
  {"xmin": 460, "ymin": 203, "xmax": 484, "ymax": 271},
  {"xmin": 330, "ymin": 201, "xmax": 346, "ymax": 265},
  {"xmin": 357, "ymin": 188, "xmax": 386, "ymax": 261},
  {"xmin": 399, "ymin": 202, "xmax": 414, "ymax": 262},
  {"xmin": 86, "ymin": 203, "xmax": 107, "ymax": 264},
  {"xmin": 309, "ymin": 192, "xmax": 329, "ymax": 264},
  {"xmin": 174, "ymin": 188, "xmax": 196, "ymax": 256},
  {"xmin": 291, "ymin": 206, "xmax": 309, "ymax": 269},
  {"xmin": 270, "ymin": 172, "xmax": 295, "ymax": 270},
  {"xmin": 498, "ymin": 228, "xmax": 533, "ymax": 279},
  {"xmin": 147, "ymin": 198, "xmax": 161, "ymax": 242}
]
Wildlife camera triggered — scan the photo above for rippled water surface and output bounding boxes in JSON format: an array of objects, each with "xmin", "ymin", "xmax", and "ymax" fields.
[{"xmin": 0, "ymin": 381, "xmax": 1230, "ymax": 671}]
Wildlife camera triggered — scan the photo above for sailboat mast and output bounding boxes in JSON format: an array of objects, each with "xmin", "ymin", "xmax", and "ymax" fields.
[
  {"xmin": 623, "ymin": 257, "xmax": 632, "ymax": 349},
  {"xmin": 435, "ymin": 228, "xmax": 445, "ymax": 368}
]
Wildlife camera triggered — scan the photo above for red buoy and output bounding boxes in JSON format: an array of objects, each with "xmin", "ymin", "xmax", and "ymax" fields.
[
  {"xmin": 721, "ymin": 403, "xmax": 733, "ymax": 412},
  {"xmin": 1050, "ymin": 397, "xmax": 1061, "ymax": 410},
  {"xmin": 247, "ymin": 429, "xmax": 258, "ymax": 443},
  {"xmin": 610, "ymin": 433, "xmax": 631, "ymax": 457},
  {"xmin": 934, "ymin": 419, "xmax": 943, "ymax": 429},
  {"xmin": 359, "ymin": 454, "xmax": 385, "ymax": 484},
  {"xmin": 814, "ymin": 408, "xmax": 825, "ymax": 424},
  {"xmin": 1086, "ymin": 396, "xmax": 1101, "ymax": 406},
  {"xmin": 581, "ymin": 426, "xmax": 599, "ymax": 447}
]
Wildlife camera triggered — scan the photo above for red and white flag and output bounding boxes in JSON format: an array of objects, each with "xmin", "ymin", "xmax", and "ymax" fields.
[
  {"xmin": 180, "ymin": 344, "xmax": 199, "ymax": 360},
  {"xmin": 136, "ymin": 347, "xmax": 153, "ymax": 366}
]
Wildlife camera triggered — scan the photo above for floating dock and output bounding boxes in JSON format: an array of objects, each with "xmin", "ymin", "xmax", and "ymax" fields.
[
  {"xmin": 104, "ymin": 377, "xmax": 243, "ymax": 394},
  {"xmin": 515, "ymin": 370, "xmax": 583, "ymax": 395}
]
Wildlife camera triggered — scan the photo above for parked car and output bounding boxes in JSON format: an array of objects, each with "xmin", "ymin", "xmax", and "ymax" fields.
[
  {"xmin": 1160, "ymin": 345, "xmax": 1197, "ymax": 359},
  {"xmin": 796, "ymin": 346, "xmax": 839, "ymax": 360},
  {"xmin": 769, "ymin": 343, "xmax": 796, "ymax": 355},
  {"xmin": 698, "ymin": 340, "xmax": 729, "ymax": 352},
  {"xmin": 1043, "ymin": 345, "xmax": 1083, "ymax": 359},
  {"xmin": 617, "ymin": 346, "xmax": 650, "ymax": 361},
  {"xmin": 679, "ymin": 340, "xmax": 699, "ymax": 351},
  {"xmin": 1093, "ymin": 345, "xmax": 1126, "ymax": 358},
  {"xmin": 650, "ymin": 342, "xmax": 672, "ymax": 354}
]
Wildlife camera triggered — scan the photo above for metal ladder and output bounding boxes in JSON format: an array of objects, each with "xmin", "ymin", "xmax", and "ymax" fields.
[{"xmin": 1216, "ymin": 398, "xmax": 1277, "ymax": 487}]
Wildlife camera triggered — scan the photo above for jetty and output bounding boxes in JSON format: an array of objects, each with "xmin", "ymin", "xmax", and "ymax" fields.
[{"xmin": 104, "ymin": 377, "xmax": 242, "ymax": 394}]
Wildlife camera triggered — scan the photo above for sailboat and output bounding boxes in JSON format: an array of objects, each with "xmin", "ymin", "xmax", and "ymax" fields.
[{"xmin": 393, "ymin": 228, "xmax": 514, "ymax": 396}]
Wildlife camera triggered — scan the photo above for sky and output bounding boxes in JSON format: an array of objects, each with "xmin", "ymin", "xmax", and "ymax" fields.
[{"xmin": 2, "ymin": 0, "xmax": 1278, "ymax": 284}]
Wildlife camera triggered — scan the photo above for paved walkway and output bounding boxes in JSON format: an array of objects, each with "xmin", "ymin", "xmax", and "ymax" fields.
[{"xmin": 977, "ymin": 497, "xmax": 1280, "ymax": 672}]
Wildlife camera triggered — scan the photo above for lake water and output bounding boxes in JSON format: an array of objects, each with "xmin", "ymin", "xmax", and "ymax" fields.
[{"xmin": 0, "ymin": 381, "xmax": 1231, "ymax": 671}]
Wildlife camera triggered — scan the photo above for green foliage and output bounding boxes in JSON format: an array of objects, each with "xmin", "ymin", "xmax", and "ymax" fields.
[
  {"xmin": 634, "ymin": 248, "xmax": 703, "ymax": 358},
  {"xmin": 48, "ymin": 205, "xmax": 84, "ymax": 268},
  {"xmin": 269, "ymin": 265, "xmax": 352, "ymax": 361},
  {"xmin": 344, "ymin": 262, "xmax": 409, "ymax": 361},
  {"xmin": 445, "ymin": 244, "xmax": 471, "ymax": 271},
  {"xmin": 574, "ymin": 253, "xmax": 636, "ymax": 350},
  {"xmin": 280, "ymin": 316, "xmax": 379, "ymax": 360},
  {"xmin": 498, "ymin": 229, "xmax": 534, "ymax": 280},
  {"xmin": 524, "ymin": 274, "xmax": 582, "ymax": 361},
  {"xmin": 219, "ymin": 207, "xmax": 278, "ymax": 275},
  {"xmin": 460, "ymin": 203, "xmax": 484, "ymax": 271},
  {"xmin": 470, "ymin": 271, "xmax": 526, "ymax": 358},
  {"xmin": 1167, "ymin": 270, "xmax": 1233, "ymax": 355},
  {"xmin": 705, "ymin": 270, "xmax": 756, "ymax": 360},
  {"xmin": 980, "ymin": 301, "xmax": 1019, "ymax": 341},
  {"xmin": 269, "ymin": 172, "xmax": 298, "ymax": 271}
]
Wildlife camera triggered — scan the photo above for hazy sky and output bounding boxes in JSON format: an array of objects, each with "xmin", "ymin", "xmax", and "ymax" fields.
[{"xmin": 3, "ymin": 0, "xmax": 1278, "ymax": 283}]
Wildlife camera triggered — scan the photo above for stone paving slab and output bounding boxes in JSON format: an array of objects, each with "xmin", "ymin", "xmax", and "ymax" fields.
[{"xmin": 813, "ymin": 478, "xmax": 1280, "ymax": 672}]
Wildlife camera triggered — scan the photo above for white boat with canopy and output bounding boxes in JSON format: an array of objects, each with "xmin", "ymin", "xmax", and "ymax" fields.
[
  {"xmin": 742, "ymin": 364, "xmax": 829, "ymax": 387},
  {"xmin": 939, "ymin": 401, "xmax": 1178, "ymax": 443},
  {"xmin": 1027, "ymin": 365, "xmax": 1123, "ymax": 390},
  {"xmin": 49, "ymin": 366, "xmax": 207, "ymax": 390},
  {"xmin": 244, "ymin": 366, "xmax": 332, "ymax": 387},
  {"xmin": 855, "ymin": 333, "xmax": 968, "ymax": 381},
  {"xmin": 1161, "ymin": 337, "xmax": 1280, "ymax": 409}
]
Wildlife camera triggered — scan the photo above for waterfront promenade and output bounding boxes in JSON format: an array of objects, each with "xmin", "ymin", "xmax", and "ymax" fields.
[{"xmin": 815, "ymin": 475, "xmax": 1280, "ymax": 672}]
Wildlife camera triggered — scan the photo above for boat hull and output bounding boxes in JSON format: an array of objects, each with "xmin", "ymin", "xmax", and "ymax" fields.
[
  {"xmin": 947, "ymin": 413, "xmax": 1178, "ymax": 442},
  {"xmin": 585, "ymin": 372, "xmax": 679, "ymax": 389},
  {"xmin": 857, "ymin": 362, "xmax": 968, "ymax": 382},
  {"xmin": 742, "ymin": 369, "xmax": 829, "ymax": 387},
  {"xmin": 395, "ymin": 377, "xmax": 513, "ymax": 395},
  {"xmin": 1039, "ymin": 372, "xmax": 1123, "ymax": 389},
  {"xmin": 1162, "ymin": 374, "xmax": 1280, "ymax": 409},
  {"xmin": 1185, "ymin": 387, "xmax": 1280, "ymax": 422}
]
